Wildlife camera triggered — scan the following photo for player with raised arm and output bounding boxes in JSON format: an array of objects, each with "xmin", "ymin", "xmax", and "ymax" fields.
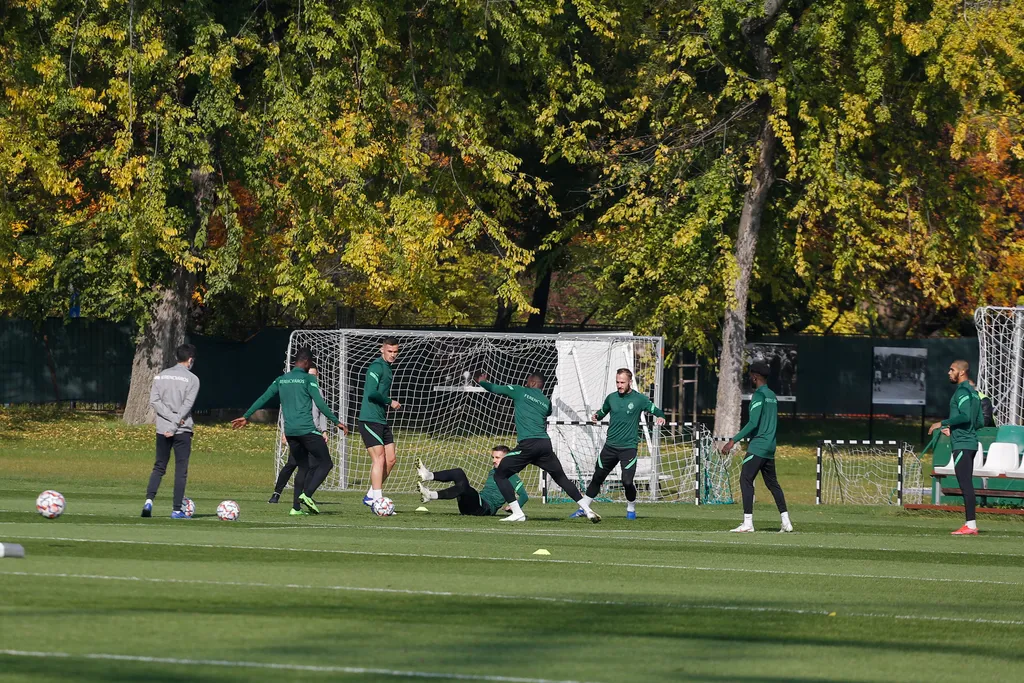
[
  {"xmin": 571, "ymin": 368, "xmax": 666, "ymax": 520},
  {"xmin": 358, "ymin": 337, "xmax": 401, "ymax": 508},
  {"xmin": 475, "ymin": 371, "xmax": 600, "ymax": 523},
  {"xmin": 720, "ymin": 361, "xmax": 792, "ymax": 533},
  {"xmin": 232, "ymin": 347, "xmax": 346, "ymax": 515},
  {"xmin": 143, "ymin": 344, "xmax": 200, "ymax": 518},
  {"xmin": 415, "ymin": 446, "xmax": 529, "ymax": 517},
  {"xmin": 268, "ymin": 366, "xmax": 330, "ymax": 504},
  {"xmin": 929, "ymin": 360, "xmax": 983, "ymax": 535}
]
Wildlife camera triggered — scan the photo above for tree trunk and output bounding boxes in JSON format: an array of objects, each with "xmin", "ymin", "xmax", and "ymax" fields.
[
  {"xmin": 122, "ymin": 268, "xmax": 192, "ymax": 424},
  {"xmin": 526, "ymin": 266, "xmax": 553, "ymax": 330},
  {"xmin": 713, "ymin": 1, "xmax": 785, "ymax": 437},
  {"xmin": 123, "ymin": 167, "xmax": 211, "ymax": 424}
]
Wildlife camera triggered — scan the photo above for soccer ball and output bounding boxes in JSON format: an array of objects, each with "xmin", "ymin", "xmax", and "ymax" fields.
[
  {"xmin": 372, "ymin": 497, "xmax": 395, "ymax": 517},
  {"xmin": 217, "ymin": 500, "xmax": 240, "ymax": 521},
  {"xmin": 181, "ymin": 497, "xmax": 195, "ymax": 518},
  {"xmin": 36, "ymin": 490, "xmax": 65, "ymax": 519}
]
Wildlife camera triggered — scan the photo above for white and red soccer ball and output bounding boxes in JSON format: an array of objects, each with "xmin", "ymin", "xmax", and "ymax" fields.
[
  {"xmin": 217, "ymin": 500, "xmax": 240, "ymax": 521},
  {"xmin": 372, "ymin": 497, "xmax": 395, "ymax": 517},
  {"xmin": 181, "ymin": 497, "xmax": 195, "ymax": 518},
  {"xmin": 36, "ymin": 490, "xmax": 66, "ymax": 519}
]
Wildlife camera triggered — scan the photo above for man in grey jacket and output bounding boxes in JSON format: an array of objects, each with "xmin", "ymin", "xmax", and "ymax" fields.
[{"xmin": 142, "ymin": 344, "xmax": 200, "ymax": 518}]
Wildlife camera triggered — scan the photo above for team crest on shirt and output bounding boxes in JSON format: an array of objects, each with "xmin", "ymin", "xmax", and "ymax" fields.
[{"xmin": 627, "ymin": 402, "xmax": 634, "ymax": 411}]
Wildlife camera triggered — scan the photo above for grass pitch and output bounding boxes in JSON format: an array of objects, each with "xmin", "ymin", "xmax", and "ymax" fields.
[{"xmin": 1, "ymin": 410, "xmax": 1023, "ymax": 682}]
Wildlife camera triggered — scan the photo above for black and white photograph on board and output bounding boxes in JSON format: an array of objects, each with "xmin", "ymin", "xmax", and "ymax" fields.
[
  {"xmin": 741, "ymin": 343, "xmax": 797, "ymax": 402},
  {"xmin": 872, "ymin": 347, "xmax": 927, "ymax": 405}
]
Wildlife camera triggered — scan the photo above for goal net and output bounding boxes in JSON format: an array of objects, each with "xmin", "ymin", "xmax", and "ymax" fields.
[
  {"xmin": 975, "ymin": 306, "xmax": 1024, "ymax": 426},
  {"xmin": 543, "ymin": 421, "xmax": 729, "ymax": 504},
  {"xmin": 816, "ymin": 440, "xmax": 924, "ymax": 506},
  {"xmin": 274, "ymin": 330, "xmax": 681, "ymax": 498}
]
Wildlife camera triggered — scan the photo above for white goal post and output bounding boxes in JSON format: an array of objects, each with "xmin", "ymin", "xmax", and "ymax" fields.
[
  {"xmin": 815, "ymin": 440, "xmax": 924, "ymax": 506},
  {"xmin": 975, "ymin": 306, "xmax": 1024, "ymax": 426},
  {"xmin": 273, "ymin": 329, "xmax": 684, "ymax": 498}
]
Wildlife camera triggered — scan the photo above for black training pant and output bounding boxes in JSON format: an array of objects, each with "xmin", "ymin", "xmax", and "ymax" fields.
[
  {"xmin": 495, "ymin": 438, "xmax": 583, "ymax": 504},
  {"xmin": 274, "ymin": 452, "xmax": 297, "ymax": 494},
  {"xmin": 147, "ymin": 432, "xmax": 193, "ymax": 512},
  {"xmin": 953, "ymin": 449, "xmax": 977, "ymax": 522},
  {"xmin": 739, "ymin": 453, "xmax": 787, "ymax": 516},
  {"xmin": 285, "ymin": 434, "xmax": 333, "ymax": 509},
  {"xmin": 432, "ymin": 468, "xmax": 491, "ymax": 516},
  {"xmin": 585, "ymin": 445, "xmax": 638, "ymax": 502}
]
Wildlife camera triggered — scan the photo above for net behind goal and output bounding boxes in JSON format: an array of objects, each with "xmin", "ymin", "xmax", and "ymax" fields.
[
  {"xmin": 542, "ymin": 421, "xmax": 731, "ymax": 504},
  {"xmin": 274, "ymin": 330, "xmax": 679, "ymax": 498},
  {"xmin": 815, "ymin": 440, "xmax": 924, "ymax": 506},
  {"xmin": 975, "ymin": 306, "xmax": 1024, "ymax": 426}
]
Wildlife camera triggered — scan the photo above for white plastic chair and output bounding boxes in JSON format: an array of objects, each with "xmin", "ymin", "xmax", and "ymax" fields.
[
  {"xmin": 974, "ymin": 442, "xmax": 1021, "ymax": 477},
  {"xmin": 1003, "ymin": 444, "xmax": 1024, "ymax": 479},
  {"xmin": 934, "ymin": 446, "xmax": 984, "ymax": 476}
]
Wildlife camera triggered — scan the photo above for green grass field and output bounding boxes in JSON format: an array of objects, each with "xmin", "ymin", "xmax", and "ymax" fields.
[{"xmin": 2, "ymin": 410, "xmax": 1023, "ymax": 682}]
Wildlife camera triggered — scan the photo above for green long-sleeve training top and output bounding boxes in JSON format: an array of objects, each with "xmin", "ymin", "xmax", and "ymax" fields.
[
  {"xmin": 244, "ymin": 368, "xmax": 340, "ymax": 437},
  {"xmin": 594, "ymin": 389, "xmax": 666, "ymax": 448}
]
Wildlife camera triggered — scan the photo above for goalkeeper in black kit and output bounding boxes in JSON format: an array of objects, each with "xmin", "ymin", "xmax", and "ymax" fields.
[{"xmin": 232, "ymin": 347, "xmax": 347, "ymax": 516}]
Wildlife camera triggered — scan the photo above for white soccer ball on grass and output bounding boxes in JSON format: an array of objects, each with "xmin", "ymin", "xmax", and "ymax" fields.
[
  {"xmin": 36, "ymin": 490, "xmax": 66, "ymax": 519},
  {"xmin": 372, "ymin": 497, "xmax": 396, "ymax": 517},
  {"xmin": 182, "ymin": 497, "xmax": 195, "ymax": 518},
  {"xmin": 217, "ymin": 500, "xmax": 240, "ymax": 521}
]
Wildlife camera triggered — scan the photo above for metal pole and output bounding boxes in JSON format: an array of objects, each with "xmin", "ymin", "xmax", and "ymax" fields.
[
  {"xmin": 815, "ymin": 442, "xmax": 822, "ymax": 505},
  {"xmin": 897, "ymin": 443, "xmax": 904, "ymax": 507}
]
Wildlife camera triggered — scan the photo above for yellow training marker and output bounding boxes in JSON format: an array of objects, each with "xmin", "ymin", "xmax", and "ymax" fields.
[{"xmin": 533, "ymin": 549, "xmax": 551, "ymax": 556}]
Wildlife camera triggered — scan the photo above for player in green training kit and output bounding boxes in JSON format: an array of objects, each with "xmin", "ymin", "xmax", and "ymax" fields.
[
  {"xmin": 720, "ymin": 361, "xmax": 792, "ymax": 533},
  {"xmin": 415, "ymin": 446, "xmax": 529, "ymax": 516},
  {"xmin": 928, "ymin": 359, "xmax": 983, "ymax": 536},
  {"xmin": 572, "ymin": 368, "xmax": 665, "ymax": 520},
  {"xmin": 475, "ymin": 370, "xmax": 600, "ymax": 523},
  {"xmin": 232, "ymin": 347, "xmax": 345, "ymax": 515},
  {"xmin": 358, "ymin": 337, "xmax": 402, "ymax": 508}
]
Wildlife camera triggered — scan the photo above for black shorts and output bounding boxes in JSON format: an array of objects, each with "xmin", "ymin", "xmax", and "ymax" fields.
[
  {"xmin": 456, "ymin": 488, "xmax": 493, "ymax": 516},
  {"xmin": 596, "ymin": 445, "xmax": 638, "ymax": 472},
  {"xmin": 359, "ymin": 421, "xmax": 394, "ymax": 449}
]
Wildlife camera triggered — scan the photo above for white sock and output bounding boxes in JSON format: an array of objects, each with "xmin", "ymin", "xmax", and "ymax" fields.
[
  {"xmin": 370, "ymin": 488, "xmax": 382, "ymax": 501},
  {"xmin": 422, "ymin": 471, "xmax": 434, "ymax": 481},
  {"xmin": 509, "ymin": 501, "xmax": 523, "ymax": 516},
  {"xmin": 966, "ymin": 520, "xmax": 977, "ymax": 529},
  {"xmin": 426, "ymin": 490, "xmax": 438, "ymax": 501},
  {"xmin": 580, "ymin": 495, "xmax": 593, "ymax": 508},
  {"xmin": 626, "ymin": 501, "xmax": 636, "ymax": 512},
  {"xmin": 781, "ymin": 511, "xmax": 790, "ymax": 525},
  {"xmin": 365, "ymin": 488, "xmax": 373, "ymax": 497},
  {"xmin": 743, "ymin": 514, "xmax": 753, "ymax": 527},
  {"xmin": 145, "ymin": 499, "xmax": 153, "ymax": 506}
]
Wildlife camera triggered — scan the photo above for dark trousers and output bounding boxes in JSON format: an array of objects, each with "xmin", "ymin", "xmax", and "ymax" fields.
[
  {"xmin": 585, "ymin": 445, "xmax": 638, "ymax": 502},
  {"xmin": 433, "ymin": 468, "xmax": 489, "ymax": 516},
  {"xmin": 495, "ymin": 438, "xmax": 583, "ymax": 504},
  {"xmin": 285, "ymin": 434, "xmax": 333, "ymax": 510},
  {"xmin": 953, "ymin": 449, "xmax": 977, "ymax": 522},
  {"xmin": 739, "ymin": 454, "xmax": 787, "ymax": 515},
  {"xmin": 274, "ymin": 452, "xmax": 298, "ymax": 494},
  {"xmin": 147, "ymin": 432, "xmax": 192, "ymax": 512}
]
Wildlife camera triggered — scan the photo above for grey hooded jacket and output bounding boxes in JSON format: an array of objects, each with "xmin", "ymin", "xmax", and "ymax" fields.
[{"xmin": 149, "ymin": 363, "xmax": 200, "ymax": 435}]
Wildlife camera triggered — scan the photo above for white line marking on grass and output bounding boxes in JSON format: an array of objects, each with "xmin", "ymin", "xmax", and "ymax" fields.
[
  {"xmin": 4, "ymin": 571, "xmax": 1024, "ymax": 628},
  {"xmin": 8, "ymin": 535, "xmax": 1024, "ymax": 587},
  {"xmin": 0, "ymin": 649, "xmax": 592, "ymax": 683},
  {"xmin": 5, "ymin": 519, "xmax": 1024, "ymax": 556}
]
